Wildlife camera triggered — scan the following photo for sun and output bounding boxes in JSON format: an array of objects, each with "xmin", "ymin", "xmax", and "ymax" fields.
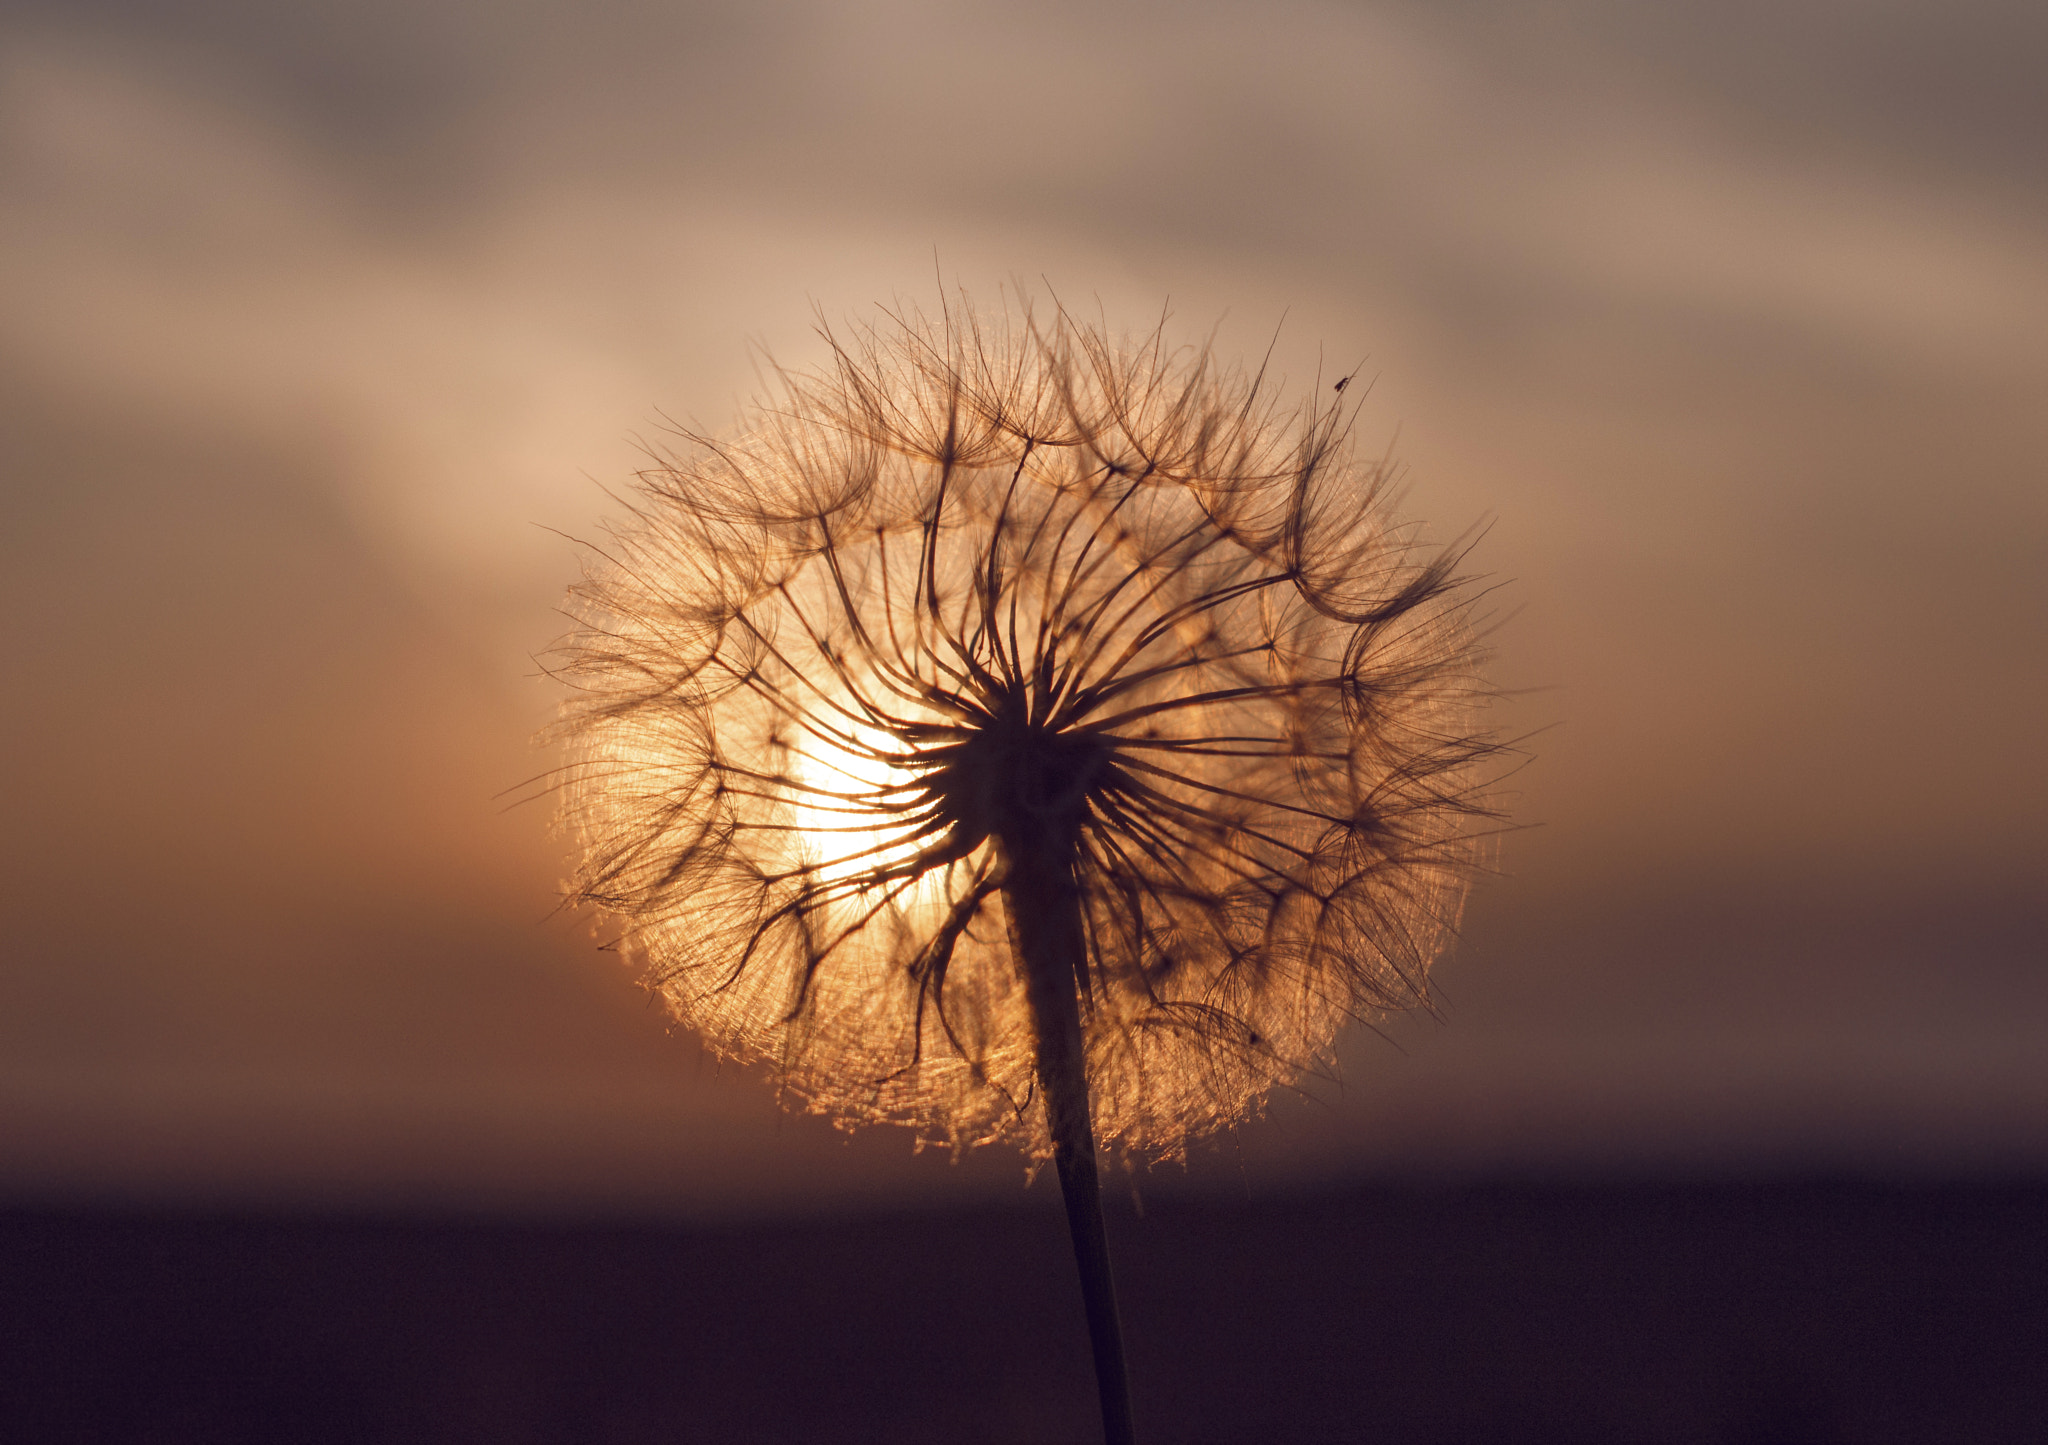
[{"xmin": 781, "ymin": 715, "xmax": 946, "ymax": 904}]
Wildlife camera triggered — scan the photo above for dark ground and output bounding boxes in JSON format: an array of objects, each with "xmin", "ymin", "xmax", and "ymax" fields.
[{"xmin": 3, "ymin": 1179, "xmax": 2043, "ymax": 1444}]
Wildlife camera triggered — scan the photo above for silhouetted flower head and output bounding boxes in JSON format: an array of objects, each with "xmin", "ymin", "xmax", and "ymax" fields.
[{"xmin": 555, "ymin": 296, "xmax": 1499, "ymax": 1160}]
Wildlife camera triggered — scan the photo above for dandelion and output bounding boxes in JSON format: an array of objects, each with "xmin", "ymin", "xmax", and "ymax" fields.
[{"xmin": 551, "ymin": 293, "xmax": 1500, "ymax": 1443}]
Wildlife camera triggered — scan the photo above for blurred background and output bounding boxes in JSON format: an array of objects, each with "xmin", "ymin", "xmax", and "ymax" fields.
[{"xmin": 3, "ymin": 0, "xmax": 2044, "ymax": 1439}]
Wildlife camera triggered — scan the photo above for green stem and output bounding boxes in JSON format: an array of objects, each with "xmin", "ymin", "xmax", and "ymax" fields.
[{"xmin": 1002, "ymin": 838, "xmax": 1137, "ymax": 1445}]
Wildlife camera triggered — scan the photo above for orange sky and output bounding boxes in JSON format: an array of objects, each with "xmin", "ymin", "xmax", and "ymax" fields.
[{"xmin": 2, "ymin": 0, "xmax": 2043, "ymax": 1217}]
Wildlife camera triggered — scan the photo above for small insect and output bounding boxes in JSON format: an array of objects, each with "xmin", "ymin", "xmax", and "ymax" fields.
[{"xmin": 1334, "ymin": 374, "xmax": 1352, "ymax": 393}]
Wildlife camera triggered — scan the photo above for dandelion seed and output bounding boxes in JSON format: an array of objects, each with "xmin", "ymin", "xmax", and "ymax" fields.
[{"xmin": 550, "ymin": 292, "xmax": 1502, "ymax": 1444}]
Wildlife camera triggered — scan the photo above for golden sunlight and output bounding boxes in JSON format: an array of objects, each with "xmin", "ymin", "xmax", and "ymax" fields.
[{"xmin": 782, "ymin": 718, "xmax": 938, "ymax": 900}]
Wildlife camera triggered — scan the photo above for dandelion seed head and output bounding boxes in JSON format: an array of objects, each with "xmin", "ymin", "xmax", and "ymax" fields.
[{"xmin": 554, "ymin": 293, "xmax": 1500, "ymax": 1160}]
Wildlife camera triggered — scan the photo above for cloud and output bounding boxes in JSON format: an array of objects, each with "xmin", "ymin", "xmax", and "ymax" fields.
[{"xmin": 2, "ymin": 0, "xmax": 2043, "ymax": 1210}]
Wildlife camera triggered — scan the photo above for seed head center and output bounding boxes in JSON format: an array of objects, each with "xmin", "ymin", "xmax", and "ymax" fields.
[{"xmin": 921, "ymin": 708, "xmax": 1112, "ymax": 858}]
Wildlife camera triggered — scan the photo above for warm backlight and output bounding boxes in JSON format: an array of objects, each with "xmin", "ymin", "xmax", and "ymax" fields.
[{"xmin": 783, "ymin": 718, "xmax": 937, "ymax": 899}]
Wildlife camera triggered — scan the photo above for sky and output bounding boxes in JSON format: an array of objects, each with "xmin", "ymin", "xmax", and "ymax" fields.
[{"xmin": 2, "ymin": 0, "xmax": 2044, "ymax": 1219}]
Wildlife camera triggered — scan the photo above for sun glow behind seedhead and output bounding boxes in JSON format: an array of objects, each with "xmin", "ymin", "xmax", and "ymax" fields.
[{"xmin": 780, "ymin": 714, "xmax": 953, "ymax": 915}]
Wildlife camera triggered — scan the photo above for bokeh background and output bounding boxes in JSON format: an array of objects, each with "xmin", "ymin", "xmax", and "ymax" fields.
[
  {"xmin": 6, "ymin": 0, "xmax": 2042, "ymax": 1215},
  {"xmin": 3, "ymin": 3, "xmax": 2045, "ymax": 1437}
]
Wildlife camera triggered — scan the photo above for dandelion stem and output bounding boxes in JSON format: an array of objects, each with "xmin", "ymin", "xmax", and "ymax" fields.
[{"xmin": 1004, "ymin": 835, "xmax": 1137, "ymax": 1445}]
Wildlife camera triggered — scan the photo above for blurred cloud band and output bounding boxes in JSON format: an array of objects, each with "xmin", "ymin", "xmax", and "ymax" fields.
[{"xmin": 2, "ymin": 0, "xmax": 2043, "ymax": 1215}]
